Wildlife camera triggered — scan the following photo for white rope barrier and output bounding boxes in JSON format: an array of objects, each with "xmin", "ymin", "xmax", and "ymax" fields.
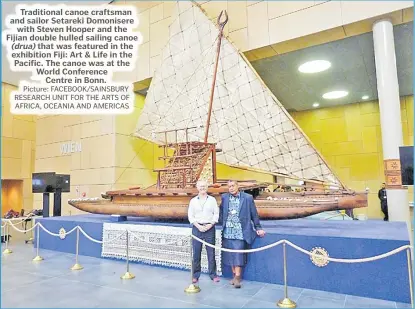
[
  {"xmin": 285, "ymin": 240, "xmax": 411, "ymax": 263},
  {"xmin": 191, "ymin": 234, "xmax": 285, "ymax": 253},
  {"xmin": 2, "ymin": 215, "xmax": 40, "ymax": 226},
  {"xmin": 78, "ymin": 226, "xmax": 127, "ymax": 244},
  {"xmin": 3, "ymin": 220, "xmax": 22, "ymax": 227},
  {"xmin": 2, "ymin": 219, "xmax": 412, "ymax": 306},
  {"xmin": 38, "ymin": 223, "xmax": 78, "ymax": 237},
  {"xmin": 8, "ymin": 222, "xmax": 38, "ymax": 233},
  {"xmin": 75, "ymin": 226, "xmax": 104, "ymax": 244},
  {"xmin": 4, "ymin": 219, "xmax": 28, "ymax": 227},
  {"xmin": 2, "ymin": 220, "xmax": 124, "ymax": 245},
  {"xmin": 190, "ymin": 234, "xmax": 413, "ymax": 263},
  {"xmin": 2, "ymin": 219, "xmax": 413, "ymax": 265}
]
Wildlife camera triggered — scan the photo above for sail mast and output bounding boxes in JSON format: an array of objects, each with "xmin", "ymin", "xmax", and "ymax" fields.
[
  {"xmin": 203, "ymin": 10, "xmax": 228, "ymax": 143},
  {"xmin": 135, "ymin": 2, "xmax": 344, "ymax": 187}
]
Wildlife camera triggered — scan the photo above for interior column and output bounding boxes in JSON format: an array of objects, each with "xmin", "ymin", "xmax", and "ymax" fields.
[{"xmin": 372, "ymin": 19, "xmax": 410, "ymax": 225}]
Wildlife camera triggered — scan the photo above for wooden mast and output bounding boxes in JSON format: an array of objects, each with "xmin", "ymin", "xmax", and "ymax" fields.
[{"xmin": 203, "ymin": 10, "xmax": 228, "ymax": 143}]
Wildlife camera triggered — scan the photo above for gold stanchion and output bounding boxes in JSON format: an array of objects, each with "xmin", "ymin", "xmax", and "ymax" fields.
[
  {"xmin": 71, "ymin": 227, "xmax": 83, "ymax": 271},
  {"xmin": 277, "ymin": 242, "xmax": 296, "ymax": 308},
  {"xmin": 185, "ymin": 234, "xmax": 201, "ymax": 293},
  {"xmin": 3, "ymin": 223, "xmax": 12, "ymax": 254},
  {"xmin": 407, "ymin": 248, "xmax": 414, "ymax": 308},
  {"xmin": 26, "ymin": 218, "xmax": 34, "ymax": 244},
  {"xmin": 33, "ymin": 224, "xmax": 43, "ymax": 262},
  {"xmin": 121, "ymin": 230, "xmax": 135, "ymax": 279}
]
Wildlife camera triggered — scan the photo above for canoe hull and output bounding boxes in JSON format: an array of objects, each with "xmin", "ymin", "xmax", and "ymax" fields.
[{"xmin": 68, "ymin": 191, "xmax": 367, "ymax": 220}]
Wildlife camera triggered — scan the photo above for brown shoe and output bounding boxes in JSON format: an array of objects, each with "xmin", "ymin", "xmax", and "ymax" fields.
[
  {"xmin": 230, "ymin": 273, "xmax": 235, "ymax": 285},
  {"xmin": 234, "ymin": 275, "xmax": 241, "ymax": 288}
]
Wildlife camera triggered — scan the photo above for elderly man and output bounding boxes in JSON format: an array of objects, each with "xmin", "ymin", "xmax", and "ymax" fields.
[
  {"xmin": 188, "ymin": 180, "xmax": 220, "ymax": 283},
  {"xmin": 219, "ymin": 180, "xmax": 265, "ymax": 288}
]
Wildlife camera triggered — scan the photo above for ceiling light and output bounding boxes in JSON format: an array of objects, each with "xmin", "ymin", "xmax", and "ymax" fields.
[
  {"xmin": 312, "ymin": 103, "xmax": 320, "ymax": 108},
  {"xmin": 362, "ymin": 95, "xmax": 369, "ymax": 100},
  {"xmin": 322, "ymin": 90, "xmax": 348, "ymax": 99},
  {"xmin": 298, "ymin": 60, "xmax": 331, "ymax": 74}
]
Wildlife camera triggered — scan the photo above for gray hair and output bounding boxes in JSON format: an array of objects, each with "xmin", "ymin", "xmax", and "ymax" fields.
[{"xmin": 227, "ymin": 179, "xmax": 238, "ymax": 185}]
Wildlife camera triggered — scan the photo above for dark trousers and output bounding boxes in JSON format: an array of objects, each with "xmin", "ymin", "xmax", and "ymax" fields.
[
  {"xmin": 381, "ymin": 201, "xmax": 388, "ymax": 221},
  {"xmin": 345, "ymin": 209, "xmax": 354, "ymax": 219},
  {"xmin": 192, "ymin": 225, "xmax": 216, "ymax": 279}
]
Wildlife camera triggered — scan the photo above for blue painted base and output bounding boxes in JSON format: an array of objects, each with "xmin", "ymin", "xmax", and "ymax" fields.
[{"xmin": 35, "ymin": 214, "xmax": 411, "ymax": 303}]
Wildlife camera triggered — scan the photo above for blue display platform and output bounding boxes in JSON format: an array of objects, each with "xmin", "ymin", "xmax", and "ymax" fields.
[{"xmin": 35, "ymin": 214, "xmax": 411, "ymax": 303}]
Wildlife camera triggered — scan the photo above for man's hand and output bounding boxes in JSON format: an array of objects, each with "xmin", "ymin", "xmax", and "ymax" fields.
[
  {"xmin": 194, "ymin": 223, "xmax": 204, "ymax": 232},
  {"xmin": 201, "ymin": 224, "xmax": 214, "ymax": 232},
  {"xmin": 195, "ymin": 223, "xmax": 208, "ymax": 232},
  {"xmin": 256, "ymin": 229, "xmax": 266, "ymax": 237}
]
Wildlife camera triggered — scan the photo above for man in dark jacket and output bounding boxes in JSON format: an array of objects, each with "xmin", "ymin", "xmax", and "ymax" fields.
[
  {"xmin": 219, "ymin": 180, "xmax": 265, "ymax": 288},
  {"xmin": 378, "ymin": 183, "xmax": 388, "ymax": 221}
]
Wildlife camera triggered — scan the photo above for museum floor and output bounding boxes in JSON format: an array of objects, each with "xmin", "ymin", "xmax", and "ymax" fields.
[{"xmin": 1, "ymin": 244, "xmax": 411, "ymax": 308}]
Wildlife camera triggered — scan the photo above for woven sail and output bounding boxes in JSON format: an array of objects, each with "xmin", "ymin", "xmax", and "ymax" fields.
[{"xmin": 135, "ymin": 1, "xmax": 342, "ymax": 187}]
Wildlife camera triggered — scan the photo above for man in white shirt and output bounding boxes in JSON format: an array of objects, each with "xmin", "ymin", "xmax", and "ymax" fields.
[{"xmin": 188, "ymin": 180, "xmax": 220, "ymax": 283}]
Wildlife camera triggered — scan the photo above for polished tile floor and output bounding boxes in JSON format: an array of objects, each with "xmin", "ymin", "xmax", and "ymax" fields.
[{"xmin": 1, "ymin": 244, "xmax": 411, "ymax": 308}]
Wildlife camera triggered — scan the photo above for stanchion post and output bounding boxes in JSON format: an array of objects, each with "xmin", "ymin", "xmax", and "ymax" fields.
[
  {"xmin": 185, "ymin": 233, "xmax": 201, "ymax": 293},
  {"xmin": 277, "ymin": 242, "xmax": 296, "ymax": 308},
  {"xmin": 121, "ymin": 230, "xmax": 135, "ymax": 279},
  {"xmin": 28, "ymin": 218, "xmax": 34, "ymax": 243},
  {"xmin": 33, "ymin": 224, "xmax": 43, "ymax": 262},
  {"xmin": 406, "ymin": 248, "xmax": 414, "ymax": 308},
  {"xmin": 25, "ymin": 218, "xmax": 34, "ymax": 244},
  {"xmin": 3, "ymin": 223, "xmax": 12, "ymax": 254},
  {"xmin": 71, "ymin": 227, "xmax": 83, "ymax": 271}
]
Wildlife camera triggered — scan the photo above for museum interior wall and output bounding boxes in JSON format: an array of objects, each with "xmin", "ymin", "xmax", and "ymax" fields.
[
  {"xmin": 1, "ymin": 83, "xmax": 36, "ymax": 215},
  {"xmin": 111, "ymin": 0, "xmax": 413, "ymax": 83},
  {"xmin": 1, "ymin": 1, "xmax": 413, "ymax": 218},
  {"xmin": 1, "ymin": 81, "xmax": 413, "ymax": 218},
  {"xmin": 1, "ymin": 179, "xmax": 23, "ymax": 216},
  {"xmin": 290, "ymin": 95, "xmax": 414, "ymax": 219},
  {"xmin": 33, "ymin": 114, "xmax": 117, "ymax": 215}
]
